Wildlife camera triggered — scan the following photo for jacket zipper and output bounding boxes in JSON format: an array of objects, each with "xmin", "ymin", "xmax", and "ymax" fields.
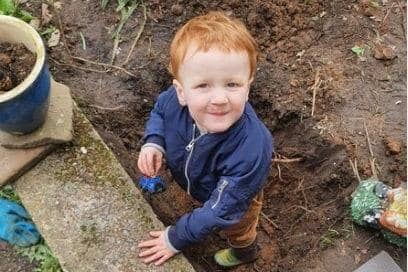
[
  {"xmin": 211, "ymin": 179, "xmax": 229, "ymax": 209},
  {"xmin": 185, "ymin": 124, "xmax": 206, "ymax": 195}
]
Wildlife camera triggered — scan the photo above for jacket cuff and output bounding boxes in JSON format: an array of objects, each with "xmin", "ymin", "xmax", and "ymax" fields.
[
  {"xmin": 143, "ymin": 135, "xmax": 165, "ymax": 153},
  {"xmin": 141, "ymin": 143, "xmax": 165, "ymax": 154},
  {"xmin": 164, "ymin": 226, "xmax": 181, "ymax": 253}
]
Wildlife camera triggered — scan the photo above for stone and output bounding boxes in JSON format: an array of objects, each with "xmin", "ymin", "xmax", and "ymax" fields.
[
  {"xmin": 171, "ymin": 4, "xmax": 183, "ymax": 16},
  {"xmin": 15, "ymin": 105, "xmax": 194, "ymax": 272},
  {"xmin": 354, "ymin": 251, "xmax": 403, "ymax": 272},
  {"xmin": 0, "ymin": 79, "xmax": 73, "ymax": 149},
  {"xmin": 373, "ymin": 44, "xmax": 397, "ymax": 60},
  {"xmin": 385, "ymin": 137, "xmax": 401, "ymax": 155},
  {"xmin": 0, "ymin": 144, "xmax": 55, "ymax": 186}
]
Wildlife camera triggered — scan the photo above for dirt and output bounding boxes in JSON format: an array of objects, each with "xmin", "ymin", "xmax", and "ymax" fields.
[
  {"xmin": 0, "ymin": 241, "xmax": 38, "ymax": 272},
  {"xmin": 16, "ymin": 0, "xmax": 407, "ymax": 271},
  {"xmin": 0, "ymin": 42, "xmax": 36, "ymax": 92}
]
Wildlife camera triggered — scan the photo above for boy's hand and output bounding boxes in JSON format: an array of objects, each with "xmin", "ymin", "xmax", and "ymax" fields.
[
  {"xmin": 138, "ymin": 230, "xmax": 176, "ymax": 265},
  {"xmin": 137, "ymin": 146, "xmax": 163, "ymax": 177}
]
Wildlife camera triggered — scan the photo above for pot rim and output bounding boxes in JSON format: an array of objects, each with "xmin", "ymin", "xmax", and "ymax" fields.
[{"xmin": 0, "ymin": 15, "xmax": 46, "ymax": 103}]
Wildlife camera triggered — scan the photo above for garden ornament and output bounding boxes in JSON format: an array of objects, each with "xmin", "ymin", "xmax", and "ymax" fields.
[{"xmin": 351, "ymin": 178, "xmax": 406, "ymax": 248}]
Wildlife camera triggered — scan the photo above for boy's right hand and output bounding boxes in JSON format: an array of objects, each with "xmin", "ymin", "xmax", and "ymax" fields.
[{"xmin": 137, "ymin": 146, "xmax": 163, "ymax": 177}]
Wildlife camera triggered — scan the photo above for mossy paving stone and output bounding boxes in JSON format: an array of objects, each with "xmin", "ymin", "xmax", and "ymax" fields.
[{"xmin": 15, "ymin": 105, "xmax": 195, "ymax": 272}]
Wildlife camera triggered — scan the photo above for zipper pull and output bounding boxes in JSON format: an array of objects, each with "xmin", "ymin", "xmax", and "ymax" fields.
[
  {"xmin": 185, "ymin": 141, "xmax": 194, "ymax": 151},
  {"xmin": 218, "ymin": 179, "xmax": 228, "ymax": 191},
  {"xmin": 186, "ymin": 124, "xmax": 196, "ymax": 151}
]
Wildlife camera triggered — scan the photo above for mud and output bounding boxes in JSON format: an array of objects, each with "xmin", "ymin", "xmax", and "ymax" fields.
[
  {"xmin": 17, "ymin": 0, "xmax": 408, "ymax": 271},
  {"xmin": 0, "ymin": 42, "xmax": 36, "ymax": 92}
]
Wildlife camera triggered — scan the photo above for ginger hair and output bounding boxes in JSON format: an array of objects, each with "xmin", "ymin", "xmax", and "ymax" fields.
[{"xmin": 169, "ymin": 11, "xmax": 258, "ymax": 80}]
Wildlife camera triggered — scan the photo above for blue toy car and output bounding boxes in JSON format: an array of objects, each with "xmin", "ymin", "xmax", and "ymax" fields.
[{"xmin": 138, "ymin": 176, "xmax": 166, "ymax": 194}]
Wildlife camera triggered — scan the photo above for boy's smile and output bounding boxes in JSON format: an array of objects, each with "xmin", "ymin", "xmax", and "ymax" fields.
[{"xmin": 173, "ymin": 46, "xmax": 253, "ymax": 133}]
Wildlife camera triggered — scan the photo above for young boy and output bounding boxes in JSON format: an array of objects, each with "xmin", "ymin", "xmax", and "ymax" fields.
[{"xmin": 137, "ymin": 11, "xmax": 273, "ymax": 268}]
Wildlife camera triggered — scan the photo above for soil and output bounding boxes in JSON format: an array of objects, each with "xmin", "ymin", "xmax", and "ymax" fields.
[
  {"xmin": 16, "ymin": 0, "xmax": 407, "ymax": 271},
  {"xmin": 0, "ymin": 241, "xmax": 38, "ymax": 272},
  {"xmin": 0, "ymin": 42, "xmax": 36, "ymax": 92}
]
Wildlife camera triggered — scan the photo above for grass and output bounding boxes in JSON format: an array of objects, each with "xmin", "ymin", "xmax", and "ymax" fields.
[
  {"xmin": 0, "ymin": 185, "xmax": 62, "ymax": 272},
  {"xmin": 0, "ymin": 0, "xmax": 33, "ymax": 22},
  {"xmin": 320, "ymin": 219, "xmax": 354, "ymax": 249},
  {"xmin": 100, "ymin": 0, "xmax": 143, "ymax": 64}
]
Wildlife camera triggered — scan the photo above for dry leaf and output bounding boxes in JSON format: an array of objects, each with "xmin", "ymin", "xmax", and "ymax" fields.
[
  {"xmin": 41, "ymin": 3, "xmax": 52, "ymax": 26},
  {"xmin": 48, "ymin": 29, "xmax": 61, "ymax": 47}
]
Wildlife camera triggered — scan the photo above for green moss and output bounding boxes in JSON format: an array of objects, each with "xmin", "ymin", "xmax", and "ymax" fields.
[{"xmin": 54, "ymin": 108, "xmax": 130, "ymax": 191}]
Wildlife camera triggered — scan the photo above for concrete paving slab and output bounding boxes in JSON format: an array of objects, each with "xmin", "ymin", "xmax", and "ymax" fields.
[
  {"xmin": 0, "ymin": 144, "xmax": 55, "ymax": 186},
  {"xmin": 354, "ymin": 251, "xmax": 403, "ymax": 272},
  {"xmin": 0, "ymin": 79, "xmax": 73, "ymax": 149},
  {"xmin": 15, "ymin": 105, "xmax": 195, "ymax": 272}
]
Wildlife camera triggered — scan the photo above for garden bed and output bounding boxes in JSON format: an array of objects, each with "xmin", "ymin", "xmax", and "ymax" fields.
[{"xmin": 15, "ymin": 0, "xmax": 408, "ymax": 271}]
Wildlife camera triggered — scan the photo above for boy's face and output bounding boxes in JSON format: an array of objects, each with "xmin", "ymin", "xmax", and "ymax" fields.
[{"xmin": 173, "ymin": 46, "xmax": 253, "ymax": 133}]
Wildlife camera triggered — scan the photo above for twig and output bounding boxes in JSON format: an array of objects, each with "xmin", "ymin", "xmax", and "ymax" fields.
[
  {"xmin": 310, "ymin": 69, "xmax": 322, "ymax": 116},
  {"xmin": 277, "ymin": 164, "xmax": 282, "ymax": 181},
  {"xmin": 349, "ymin": 158, "xmax": 361, "ymax": 182},
  {"xmin": 72, "ymin": 56, "xmax": 138, "ymax": 78},
  {"xmin": 200, "ymin": 256, "xmax": 212, "ymax": 268},
  {"xmin": 363, "ymin": 121, "xmax": 378, "ymax": 180},
  {"xmin": 123, "ymin": 4, "xmax": 147, "ymax": 66},
  {"xmin": 363, "ymin": 234, "xmax": 377, "ymax": 245},
  {"xmin": 88, "ymin": 104, "xmax": 124, "ymax": 111},
  {"xmin": 50, "ymin": 57, "xmax": 107, "ymax": 74},
  {"xmin": 261, "ymin": 211, "xmax": 280, "ymax": 229},
  {"xmin": 273, "ymin": 157, "xmax": 303, "ymax": 163},
  {"xmin": 51, "ymin": 2, "xmax": 140, "ymax": 78},
  {"xmin": 381, "ymin": 3, "xmax": 395, "ymax": 25},
  {"xmin": 397, "ymin": 1, "xmax": 406, "ymax": 41},
  {"xmin": 292, "ymin": 204, "xmax": 318, "ymax": 215}
]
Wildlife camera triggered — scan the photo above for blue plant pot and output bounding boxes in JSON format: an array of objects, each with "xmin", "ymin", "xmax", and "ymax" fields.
[{"xmin": 0, "ymin": 15, "xmax": 50, "ymax": 135}]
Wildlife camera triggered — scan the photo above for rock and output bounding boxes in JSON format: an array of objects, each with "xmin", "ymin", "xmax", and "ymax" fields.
[
  {"xmin": 290, "ymin": 78, "xmax": 300, "ymax": 87},
  {"xmin": 171, "ymin": 4, "xmax": 183, "ymax": 16},
  {"xmin": 374, "ymin": 44, "xmax": 397, "ymax": 60},
  {"xmin": 385, "ymin": 137, "xmax": 401, "ymax": 155}
]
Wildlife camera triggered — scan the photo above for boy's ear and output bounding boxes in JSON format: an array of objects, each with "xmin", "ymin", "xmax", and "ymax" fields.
[{"xmin": 173, "ymin": 79, "xmax": 187, "ymax": 106}]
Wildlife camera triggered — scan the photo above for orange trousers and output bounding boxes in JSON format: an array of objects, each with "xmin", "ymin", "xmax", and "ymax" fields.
[{"xmin": 219, "ymin": 191, "xmax": 263, "ymax": 248}]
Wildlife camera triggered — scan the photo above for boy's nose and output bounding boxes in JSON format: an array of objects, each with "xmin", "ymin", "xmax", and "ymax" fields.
[{"xmin": 210, "ymin": 89, "xmax": 229, "ymax": 104}]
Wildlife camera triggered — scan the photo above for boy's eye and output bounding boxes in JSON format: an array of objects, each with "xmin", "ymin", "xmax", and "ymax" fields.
[
  {"xmin": 227, "ymin": 82, "xmax": 240, "ymax": 88},
  {"xmin": 195, "ymin": 83, "xmax": 208, "ymax": 89}
]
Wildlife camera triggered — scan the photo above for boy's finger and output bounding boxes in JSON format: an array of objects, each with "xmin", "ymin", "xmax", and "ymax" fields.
[
  {"xmin": 145, "ymin": 152, "xmax": 154, "ymax": 177},
  {"xmin": 149, "ymin": 231, "xmax": 161, "ymax": 237},
  {"xmin": 142, "ymin": 153, "xmax": 150, "ymax": 176},
  {"xmin": 143, "ymin": 251, "xmax": 163, "ymax": 264},
  {"xmin": 154, "ymin": 254, "xmax": 170, "ymax": 266},
  {"xmin": 138, "ymin": 239, "xmax": 157, "ymax": 248},
  {"xmin": 153, "ymin": 154, "xmax": 162, "ymax": 174},
  {"xmin": 139, "ymin": 246, "xmax": 159, "ymax": 257}
]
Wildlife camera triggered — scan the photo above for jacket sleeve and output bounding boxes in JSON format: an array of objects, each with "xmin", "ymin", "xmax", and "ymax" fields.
[
  {"xmin": 142, "ymin": 88, "xmax": 175, "ymax": 151},
  {"xmin": 167, "ymin": 137, "xmax": 273, "ymax": 250}
]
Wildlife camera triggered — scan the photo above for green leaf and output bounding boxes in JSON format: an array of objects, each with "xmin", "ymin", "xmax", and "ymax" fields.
[
  {"xmin": 0, "ymin": 0, "xmax": 15, "ymax": 14},
  {"xmin": 351, "ymin": 46, "xmax": 365, "ymax": 57},
  {"xmin": 15, "ymin": 8, "xmax": 33, "ymax": 22},
  {"xmin": 101, "ymin": 0, "xmax": 109, "ymax": 9},
  {"xmin": 116, "ymin": 0, "xmax": 129, "ymax": 11}
]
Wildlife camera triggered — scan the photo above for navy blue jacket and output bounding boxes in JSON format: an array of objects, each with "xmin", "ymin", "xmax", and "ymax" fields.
[{"xmin": 143, "ymin": 86, "xmax": 273, "ymax": 250}]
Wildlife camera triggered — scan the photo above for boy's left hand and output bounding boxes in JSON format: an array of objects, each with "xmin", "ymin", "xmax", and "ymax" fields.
[{"xmin": 138, "ymin": 230, "xmax": 176, "ymax": 265}]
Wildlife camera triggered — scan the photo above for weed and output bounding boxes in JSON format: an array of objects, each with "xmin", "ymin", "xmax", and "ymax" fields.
[
  {"xmin": 0, "ymin": 0, "xmax": 33, "ymax": 22},
  {"xmin": 320, "ymin": 229, "xmax": 340, "ymax": 248},
  {"xmin": 0, "ymin": 186, "xmax": 62, "ymax": 272},
  {"xmin": 0, "ymin": 184, "xmax": 21, "ymax": 203},
  {"xmin": 16, "ymin": 239, "xmax": 62, "ymax": 272}
]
